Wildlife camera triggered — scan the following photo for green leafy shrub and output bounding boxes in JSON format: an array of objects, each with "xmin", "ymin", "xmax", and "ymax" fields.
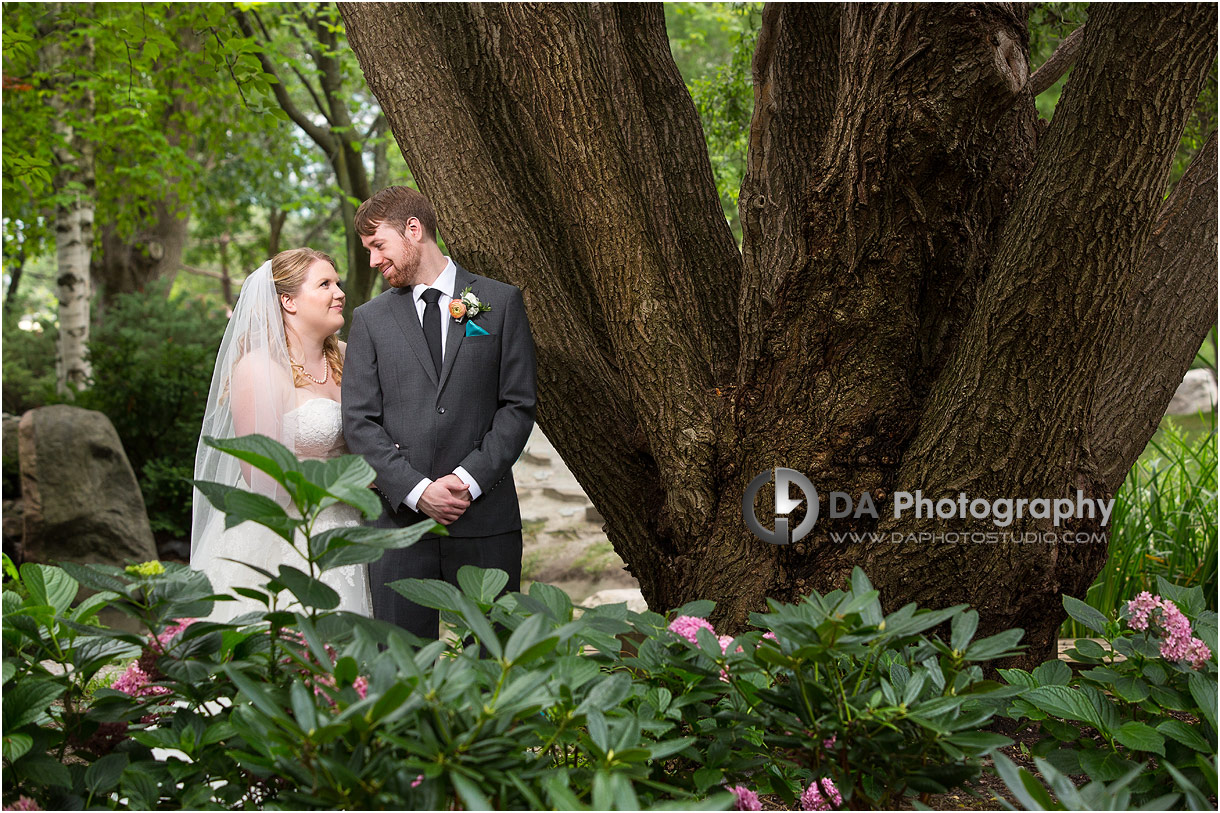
[
  {"xmin": 1000, "ymin": 588, "xmax": 1218, "ymax": 808},
  {"xmin": 2, "ymin": 309, "xmax": 57, "ymax": 417},
  {"xmin": 3, "ymin": 435, "xmax": 1040, "ymax": 810},
  {"xmin": 75, "ymin": 283, "xmax": 227, "ymax": 539},
  {"xmin": 622, "ymin": 572, "xmax": 1025, "ymax": 808}
]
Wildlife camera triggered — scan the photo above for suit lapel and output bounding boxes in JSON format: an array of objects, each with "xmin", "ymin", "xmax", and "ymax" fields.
[
  {"xmin": 388, "ymin": 287, "xmax": 439, "ymax": 388},
  {"xmin": 437, "ymin": 264, "xmax": 475, "ymax": 393}
]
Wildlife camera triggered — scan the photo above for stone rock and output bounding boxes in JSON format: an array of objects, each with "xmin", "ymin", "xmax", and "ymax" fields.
[
  {"xmin": 3, "ymin": 412, "xmax": 20, "ymax": 494},
  {"xmin": 582, "ymin": 587, "xmax": 648, "ymax": 614},
  {"xmin": 1166, "ymin": 368, "xmax": 1218, "ymax": 415},
  {"xmin": 3, "ymin": 499, "xmax": 22, "ymax": 565},
  {"xmin": 19, "ymin": 405, "xmax": 157, "ymax": 569}
]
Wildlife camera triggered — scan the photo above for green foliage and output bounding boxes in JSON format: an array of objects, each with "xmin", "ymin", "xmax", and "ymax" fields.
[
  {"xmin": 666, "ymin": 3, "xmax": 762, "ymax": 244},
  {"xmin": 1063, "ymin": 414, "xmax": 1218, "ymax": 637},
  {"xmin": 2, "ymin": 309, "xmax": 56, "ymax": 417},
  {"xmin": 3, "ymin": 437, "xmax": 1040, "ymax": 810},
  {"xmin": 700, "ymin": 570, "xmax": 1024, "ymax": 808},
  {"xmin": 1000, "ymin": 589, "xmax": 1217, "ymax": 808},
  {"xmin": 1027, "ymin": 4, "xmax": 1090, "ymax": 121},
  {"xmin": 71, "ymin": 284, "xmax": 227, "ymax": 538}
]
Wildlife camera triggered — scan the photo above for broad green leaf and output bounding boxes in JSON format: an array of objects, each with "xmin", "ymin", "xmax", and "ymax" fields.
[
  {"xmin": 1062, "ymin": 595, "xmax": 1109, "ymax": 635},
  {"xmin": 389, "ymin": 578, "xmax": 464, "ymax": 613},
  {"xmin": 20, "ymin": 563, "xmax": 77, "ymax": 613},
  {"xmin": 1070, "ymin": 638, "xmax": 1107, "ymax": 660},
  {"xmin": 3, "ymin": 679, "xmax": 65, "ymax": 729},
  {"xmin": 1112, "ymin": 676, "xmax": 1150, "ymax": 703},
  {"xmin": 963, "ymin": 627, "xmax": 1025, "ymax": 661},
  {"xmin": 1157, "ymin": 718, "xmax": 1212, "ymax": 752},
  {"xmin": 945, "ymin": 731, "xmax": 1011, "ymax": 751},
  {"xmin": 457, "ymin": 566, "xmax": 509, "ymax": 605},
  {"xmin": 1031, "ymin": 659, "xmax": 1071, "ymax": 687},
  {"xmin": 1114, "ymin": 721, "xmax": 1165, "ymax": 756},
  {"xmin": 203, "ymin": 434, "xmax": 297, "ymax": 483},
  {"xmin": 450, "ymin": 771, "xmax": 491, "ymax": 811},
  {"xmin": 1077, "ymin": 748, "xmax": 1140, "ymax": 782},
  {"xmin": 529, "ymin": 582, "xmax": 573, "ymax": 621},
  {"xmin": 3, "ymin": 732, "xmax": 32, "ymax": 761},
  {"xmin": 951, "ymin": 609, "xmax": 979, "ymax": 652},
  {"xmin": 85, "ymin": 752, "xmax": 129, "ymax": 793},
  {"xmin": 1023, "ymin": 686, "xmax": 1107, "ymax": 734},
  {"xmin": 1188, "ymin": 672, "xmax": 1217, "ymax": 732},
  {"xmin": 276, "ymin": 565, "xmax": 340, "ymax": 610}
]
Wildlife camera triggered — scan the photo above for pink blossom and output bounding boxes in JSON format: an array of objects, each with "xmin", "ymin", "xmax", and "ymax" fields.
[
  {"xmin": 4, "ymin": 796, "xmax": 41, "ymax": 810},
  {"xmin": 727, "ymin": 784, "xmax": 762, "ymax": 811},
  {"xmin": 1125, "ymin": 593, "xmax": 1212, "ymax": 669},
  {"xmin": 111, "ymin": 663, "xmax": 170, "ymax": 698},
  {"xmin": 761, "ymin": 631, "xmax": 778, "ymax": 642},
  {"xmin": 822, "ymin": 734, "xmax": 837, "ymax": 750},
  {"xmin": 800, "ymin": 778, "xmax": 842, "ymax": 810},
  {"xmin": 353, "ymin": 676, "xmax": 369, "ymax": 700},
  {"xmin": 800, "ymin": 781, "xmax": 829, "ymax": 811},
  {"xmin": 154, "ymin": 618, "xmax": 199, "ymax": 652},
  {"xmin": 820, "ymin": 777, "xmax": 842, "ymax": 807},
  {"xmin": 668, "ymin": 615, "xmax": 715, "ymax": 644},
  {"xmin": 411, "ymin": 774, "xmax": 424, "ymax": 789}
]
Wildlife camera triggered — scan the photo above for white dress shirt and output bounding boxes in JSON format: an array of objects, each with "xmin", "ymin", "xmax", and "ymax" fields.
[{"xmin": 403, "ymin": 257, "xmax": 482, "ymax": 512}]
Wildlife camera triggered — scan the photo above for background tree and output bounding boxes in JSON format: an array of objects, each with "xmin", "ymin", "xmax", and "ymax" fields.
[
  {"xmin": 341, "ymin": 2, "xmax": 1217, "ymax": 664},
  {"xmin": 235, "ymin": 2, "xmax": 391, "ymax": 319}
]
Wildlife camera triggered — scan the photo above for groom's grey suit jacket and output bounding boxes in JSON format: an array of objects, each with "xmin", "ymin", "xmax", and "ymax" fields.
[{"xmin": 342, "ymin": 263, "xmax": 536, "ymax": 536}]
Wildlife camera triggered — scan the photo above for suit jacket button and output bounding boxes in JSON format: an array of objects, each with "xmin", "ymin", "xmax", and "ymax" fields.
[{"xmin": 437, "ymin": 406, "xmax": 446, "ymax": 414}]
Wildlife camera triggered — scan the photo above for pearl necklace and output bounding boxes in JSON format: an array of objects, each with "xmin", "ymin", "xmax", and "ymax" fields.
[{"xmin": 300, "ymin": 359, "xmax": 329, "ymax": 385}]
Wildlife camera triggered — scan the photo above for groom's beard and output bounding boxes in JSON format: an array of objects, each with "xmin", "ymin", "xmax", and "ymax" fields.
[{"xmin": 383, "ymin": 242, "xmax": 421, "ymax": 288}]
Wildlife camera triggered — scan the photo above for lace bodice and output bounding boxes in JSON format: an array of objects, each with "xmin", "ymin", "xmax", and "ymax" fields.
[{"xmin": 285, "ymin": 398, "xmax": 348, "ymax": 460}]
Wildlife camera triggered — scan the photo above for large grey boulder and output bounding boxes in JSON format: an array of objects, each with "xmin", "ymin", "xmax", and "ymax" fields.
[
  {"xmin": 1166, "ymin": 368, "xmax": 1218, "ymax": 416},
  {"xmin": 19, "ymin": 405, "xmax": 157, "ymax": 569}
]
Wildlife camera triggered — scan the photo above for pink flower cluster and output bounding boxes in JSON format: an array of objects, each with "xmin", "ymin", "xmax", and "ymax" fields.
[
  {"xmin": 799, "ymin": 778, "xmax": 842, "ymax": 811},
  {"xmin": 1126, "ymin": 592, "xmax": 1212, "ymax": 669},
  {"xmin": 727, "ymin": 784, "xmax": 762, "ymax": 811},
  {"xmin": 3, "ymin": 796, "xmax": 40, "ymax": 811},
  {"xmin": 153, "ymin": 618, "xmax": 199, "ymax": 652},
  {"xmin": 111, "ymin": 663, "xmax": 171, "ymax": 698},
  {"xmin": 668, "ymin": 615, "xmax": 716, "ymax": 644},
  {"xmin": 113, "ymin": 618, "xmax": 200, "ymax": 698}
]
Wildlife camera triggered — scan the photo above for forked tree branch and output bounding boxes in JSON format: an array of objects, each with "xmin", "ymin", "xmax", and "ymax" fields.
[{"xmin": 1028, "ymin": 23, "xmax": 1084, "ymax": 97}]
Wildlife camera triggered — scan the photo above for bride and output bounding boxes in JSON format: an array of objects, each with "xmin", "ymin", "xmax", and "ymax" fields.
[{"xmin": 191, "ymin": 248, "xmax": 372, "ymax": 620}]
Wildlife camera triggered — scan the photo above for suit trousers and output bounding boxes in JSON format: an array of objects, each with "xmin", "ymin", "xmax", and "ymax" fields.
[{"xmin": 368, "ymin": 529, "xmax": 523, "ymax": 641}]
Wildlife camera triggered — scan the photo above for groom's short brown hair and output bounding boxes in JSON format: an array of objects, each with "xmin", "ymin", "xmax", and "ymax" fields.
[{"xmin": 355, "ymin": 186, "xmax": 438, "ymax": 243}]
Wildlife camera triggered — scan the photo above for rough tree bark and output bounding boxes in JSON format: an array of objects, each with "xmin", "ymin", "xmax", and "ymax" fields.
[
  {"xmin": 40, "ymin": 4, "xmax": 96, "ymax": 396},
  {"xmin": 341, "ymin": 2, "xmax": 1218, "ymax": 664}
]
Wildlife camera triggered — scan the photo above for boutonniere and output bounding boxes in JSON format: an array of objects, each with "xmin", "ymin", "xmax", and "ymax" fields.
[{"xmin": 448, "ymin": 286, "xmax": 491, "ymax": 321}]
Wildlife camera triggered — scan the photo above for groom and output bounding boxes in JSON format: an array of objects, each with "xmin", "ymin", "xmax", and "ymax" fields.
[{"xmin": 342, "ymin": 186, "xmax": 537, "ymax": 640}]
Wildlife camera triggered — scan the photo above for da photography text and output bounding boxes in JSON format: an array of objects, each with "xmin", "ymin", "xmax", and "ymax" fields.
[{"xmin": 744, "ymin": 467, "xmax": 1114, "ymax": 546}]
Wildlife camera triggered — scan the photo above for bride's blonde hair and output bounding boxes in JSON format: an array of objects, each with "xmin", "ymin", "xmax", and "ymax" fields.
[{"xmin": 272, "ymin": 247, "xmax": 344, "ymax": 387}]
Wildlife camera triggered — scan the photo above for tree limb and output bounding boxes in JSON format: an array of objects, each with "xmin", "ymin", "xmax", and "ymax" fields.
[
  {"xmin": 235, "ymin": 9, "xmax": 333, "ymax": 150},
  {"xmin": 1092, "ymin": 130, "xmax": 1218, "ymax": 491},
  {"xmin": 1028, "ymin": 23, "xmax": 1084, "ymax": 97}
]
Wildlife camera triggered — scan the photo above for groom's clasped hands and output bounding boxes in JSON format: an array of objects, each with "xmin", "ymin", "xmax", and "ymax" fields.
[{"xmin": 418, "ymin": 473, "xmax": 472, "ymax": 525}]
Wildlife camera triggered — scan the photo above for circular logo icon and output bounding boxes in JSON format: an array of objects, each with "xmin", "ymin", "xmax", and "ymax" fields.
[{"xmin": 743, "ymin": 468, "xmax": 818, "ymax": 545}]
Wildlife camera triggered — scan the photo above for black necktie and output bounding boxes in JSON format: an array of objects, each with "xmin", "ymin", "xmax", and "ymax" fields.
[{"xmin": 420, "ymin": 288, "xmax": 443, "ymax": 375}]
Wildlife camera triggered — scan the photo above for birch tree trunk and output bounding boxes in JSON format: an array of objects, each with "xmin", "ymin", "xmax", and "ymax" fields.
[{"xmin": 41, "ymin": 4, "xmax": 96, "ymax": 396}]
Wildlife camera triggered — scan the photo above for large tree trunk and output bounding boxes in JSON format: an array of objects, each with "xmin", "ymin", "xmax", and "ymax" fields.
[
  {"xmin": 342, "ymin": 1, "xmax": 1218, "ymax": 665},
  {"xmin": 41, "ymin": 4, "xmax": 96, "ymax": 396},
  {"xmin": 93, "ymin": 196, "xmax": 190, "ymax": 310}
]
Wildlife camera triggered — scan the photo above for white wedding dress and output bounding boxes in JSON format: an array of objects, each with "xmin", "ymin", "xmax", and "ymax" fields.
[{"xmin": 194, "ymin": 398, "xmax": 373, "ymax": 621}]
